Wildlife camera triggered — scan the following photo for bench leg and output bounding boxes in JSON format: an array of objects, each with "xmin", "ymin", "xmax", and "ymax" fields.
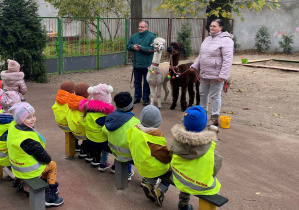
[
  {"xmin": 199, "ymin": 198, "xmax": 217, "ymax": 210},
  {"xmin": 0, "ymin": 165, "xmax": 3, "ymax": 179},
  {"xmin": 115, "ymin": 160, "xmax": 128, "ymax": 190},
  {"xmin": 65, "ymin": 132, "xmax": 76, "ymax": 159},
  {"xmin": 29, "ymin": 188, "xmax": 46, "ymax": 210}
]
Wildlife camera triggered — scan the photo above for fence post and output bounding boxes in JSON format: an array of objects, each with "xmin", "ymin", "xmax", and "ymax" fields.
[
  {"xmin": 126, "ymin": 18, "xmax": 130, "ymax": 65},
  {"xmin": 97, "ymin": 17, "xmax": 100, "ymax": 70},
  {"xmin": 168, "ymin": 18, "xmax": 172, "ymax": 46},
  {"xmin": 58, "ymin": 18, "xmax": 63, "ymax": 75}
]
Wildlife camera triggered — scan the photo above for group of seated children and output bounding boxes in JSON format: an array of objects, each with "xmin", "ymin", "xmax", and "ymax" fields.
[
  {"xmin": 0, "ymin": 59, "xmax": 64, "ymax": 207},
  {"xmin": 52, "ymin": 80, "xmax": 222, "ymax": 210}
]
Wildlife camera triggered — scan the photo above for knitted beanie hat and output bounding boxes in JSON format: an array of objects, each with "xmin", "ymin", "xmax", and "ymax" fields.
[
  {"xmin": 140, "ymin": 105, "xmax": 162, "ymax": 128},
  {"xmin": 0, "ymin": 91, "xmax": 22, "ymax": 113},
  {"xmin": 114, "ymin": 92, "xmax": 133, "ymax": 112},
  {"xmin": 88, "ymin": 83, "xmax": 113, "ymax": 103},
  {"xmin": 7, "ymin": 59, "xmax": 20, "ymax": 72},
  {"xmin": 183, "ymin": 106, "xmax": 207, "ymax": 132},
  {"xmin": 75, "ymin": 83, "xmax": 89, "ymax": 98},
  {"xmin": 9, "ymin": 102, "xmax": 35, "ymax": 125},
  {"xmin": 60, "ymin": 81, "xmax": 75, "ymax": 94}
]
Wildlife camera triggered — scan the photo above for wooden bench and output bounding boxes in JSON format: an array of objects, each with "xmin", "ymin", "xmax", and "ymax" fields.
[
  {"xmin": 22, "ymin": 177, "xmax": 48, "ymax": 210},
  {"xmin": 115, "ymin": 160, "xmax": 128, "ymax": 189},
  {"xmin": 0, "ymin": 165, "xmax": 3, "ymax": 179},
  {"xmin": 159, "ymin": 173, "xmax": 228, "ymax": 210}
]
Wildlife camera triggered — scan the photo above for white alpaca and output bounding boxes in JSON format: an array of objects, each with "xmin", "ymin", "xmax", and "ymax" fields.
[{"xmin": 146, "ymin": 37, "xmax": 170, "ymax": 108}]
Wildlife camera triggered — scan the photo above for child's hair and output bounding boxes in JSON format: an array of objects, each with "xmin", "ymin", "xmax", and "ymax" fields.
[
  {"xmin": 0, "ymin": 91, "xmax": 22, "ymax": 113},
  {"xmin": 9, "ymin": 102, "xmax": 35, "ymax": 125},
  {"xmin": 183, "ymin": 106, "xmax": 207, "ymax": 132},
  {"xmin": 75, "ymin": 83, "xmax": 89, "ymax": 98},
  {"xmin": 140, "ymin": 105, "xmax": 162, "ymax": 128},
  {"xmin": 60, "ymin": 81, "xmax": 75, "ymax": 93}
]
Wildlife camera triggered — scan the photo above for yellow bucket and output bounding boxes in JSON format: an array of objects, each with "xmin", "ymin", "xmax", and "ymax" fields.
[{"xmin": 220, "ymin": 116, "xmax": 231, "ymax": 129}]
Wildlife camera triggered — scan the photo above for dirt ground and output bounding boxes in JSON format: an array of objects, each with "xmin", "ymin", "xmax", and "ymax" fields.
[{"xmin": 1, "ymin": 52, "xmax": 299, "ymax": 210}]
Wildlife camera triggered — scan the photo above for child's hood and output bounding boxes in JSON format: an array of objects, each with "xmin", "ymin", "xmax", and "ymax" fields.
[
  {"xmin": 136, "ymin": 123, "xmax": 163, "ymax": 137},
  {"xmin": 104, "ymin": 110, "xmax": 134, "ymax": 131},
  {"xmin": 56, "ymin": 89, "xmax": 72, "ymax": 105},
  {"xmin": 79, "ymin": 99, "xmax": 115, "ymax": 115},
  {"xmin": 0, "ymin": 70, "xmax": 24, "ymax": 81},
  {"xmin": 171, "ymin": 123, "xmax": 217, "ymax": 160},
  {"xmin": 68, "ymin": 94, "xmax": 85, "ymax": 111},
  {"xmin": 0, "ymin": 114, "xmax": 14, "ymax": 124}
]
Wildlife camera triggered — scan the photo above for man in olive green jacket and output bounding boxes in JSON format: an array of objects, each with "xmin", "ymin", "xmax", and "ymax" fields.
[{"xmin": 127, "ymin": 20, "xmax": 156, "ymax": 106}]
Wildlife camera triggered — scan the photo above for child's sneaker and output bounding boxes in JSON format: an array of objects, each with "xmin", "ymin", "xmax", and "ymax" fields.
[
  {"xmin": 85, "ymin": 153, "xmax": 93, "ymax": 163},
  {"xmin": 110, "ymin": 165, "xmax": 115, "ymax": 174},
  {"xmin": 98, "ymin": 163, "xmax": 111, "ymax": 172},
  {"xmin": 78, "ymin": 149, "xmax": 87, "ymax": 158},
  {"xmin": 128, "ymin": 169, "xmax": 134, "ymax": 181},
  {"xmin": 91, "ymin": 157, "xmax": 101, "ymax": 167},
  {"xmin": 141, "ymin": 177, "xmax": 147, "ymax": 187},
  {"xmin": 142, "ymin": 183, "xmax": 155, "ymax": 202},
  {"xmin": 178, "ymin": 203, "xmax": 193, "ymax": 210},
  {"xmin": 152, "ymin": 188, "xmax": 164, "ymax": 207}
]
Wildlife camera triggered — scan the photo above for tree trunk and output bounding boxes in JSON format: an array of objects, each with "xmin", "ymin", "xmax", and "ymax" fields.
[
  {"xmin": 131, "ymin": 0, "xmax": 142, "ymax": 35},
  {"xmin": 205, "ymin": 0, "xmax": 233, "ymax": 34}
]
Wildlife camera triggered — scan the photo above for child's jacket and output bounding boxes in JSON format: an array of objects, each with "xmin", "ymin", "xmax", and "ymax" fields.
[
  {"xmin": 0, "ymin": 114, "xmax": 13, "ymax": 166},
  {"xmin": 79, "ymin": 99, "xmax": 114, "ymax": 143},
  {"xmin": 0, "ymin": 71, "xmax": 27, "ymax": 95},
  {"xmin": 170, "ymin": 123, "xmax": 222, "ymax": 195},
  {"xmin": 52, "ymin": 89, "xmax": 73, "ymax": 132},
  {"xmin": 127, "ymin": 123, "xmax": 171, "ymax": 178},
  {"xmin": 7, "ymin": 122, "xmax": 50, "ymax": 179},
  {"xmin": 103, "ymin": 110, "xmax": 140, "ymax": 162},
  {"xmin": 66, "ymin": 94, "xmax": 86, "ymax": 140}
]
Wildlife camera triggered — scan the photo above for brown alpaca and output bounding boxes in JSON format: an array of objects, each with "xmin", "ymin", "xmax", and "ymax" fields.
[{"xmin": 167, "ymin": 42, "xmax": 200, "ymax": 111}]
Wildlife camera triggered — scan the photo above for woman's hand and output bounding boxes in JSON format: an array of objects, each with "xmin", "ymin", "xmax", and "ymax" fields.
[{"xmin": 216, "ymin": 78, "xmax": 225, "ymax": 82}]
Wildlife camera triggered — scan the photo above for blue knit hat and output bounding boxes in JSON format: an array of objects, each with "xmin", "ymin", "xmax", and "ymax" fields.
[{"xmin": 183, "ymin": 106, "xmax": 207, "ymax": 132}]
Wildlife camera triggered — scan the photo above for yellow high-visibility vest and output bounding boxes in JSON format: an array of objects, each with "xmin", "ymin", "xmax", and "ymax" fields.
[
  {"xmin": 171, "ymin": 141, "xmax": 221, "ymax": 195},
  {"xmin": 127, "ymin": 126, "xmax": 169, "ymax": 178},
  {"xmin": 81, "ymin": 112, "xmax": 107, "ymax": 143},
  {"xmin": 52, "ymin": 102, "xmax": 71, "ymax": 132},
  {"xmin": 7, "ymin": 122, "xmax": 46, "ymax": 179},
  {"xmin": 103, "ymin": 117, "xmax": 140, "ymax": 162}
]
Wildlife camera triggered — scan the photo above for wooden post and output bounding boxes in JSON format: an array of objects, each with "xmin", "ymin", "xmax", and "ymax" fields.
[
  {"xmin": 65, "ymin": 132, "xmax": 76, "ymax": 159},
  {"xmin": 198, "ymin": 198, "xmax": 217, "ymax": 210},
  {"xmin": 0, "ymin": 165, "xmax": 3, "ymax": 179}
]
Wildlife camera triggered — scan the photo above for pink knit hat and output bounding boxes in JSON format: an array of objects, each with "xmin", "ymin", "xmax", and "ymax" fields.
[
  {"xmin": 0, "ymin": 91, "xmax": 22, "ymax": 113},
  {"xmin": 7, "ymin": 59, "xmax": 20, "ymax": 72},
  {"xmin": 87, "ymin": 83, "xmax": 113, "ymax": 103},
  {"xmin": 9, "ymin": 102, "xmax": 35, "ymax": 125}
]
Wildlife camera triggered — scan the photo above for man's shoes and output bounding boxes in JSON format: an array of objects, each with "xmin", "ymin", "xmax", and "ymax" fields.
[
  {"xmin": 142, "ymin": 98, "xmax": 149, "ymax": 106},
  {"xmin": 178, "ymin": 203, "xmax": 193, "ymax": 210},
  {"xmin": 133, "ymin": 98, "xmax": 140, "ymax": 104}
]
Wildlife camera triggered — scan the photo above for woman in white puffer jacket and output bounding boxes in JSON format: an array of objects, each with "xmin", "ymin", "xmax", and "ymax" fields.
[{"xmin": 190, "ymin": 19, "xmax": 234, "ymax": 126}]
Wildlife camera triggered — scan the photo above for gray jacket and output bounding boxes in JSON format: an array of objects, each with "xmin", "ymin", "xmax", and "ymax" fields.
[
  {"xmin": 191, "ymin": 31, "xmax": 234, "ymax": 80},
  {"xmin": 170, "ymin": 123, "xmax": 222, "ymax": 177}
]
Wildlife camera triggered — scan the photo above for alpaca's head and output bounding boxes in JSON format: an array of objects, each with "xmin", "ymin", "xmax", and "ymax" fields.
[
  {"xmin": 167, "ymin": 42, "xmax": 182, "ymax": 55},
  {"xmin": 151, "ymin": 37, "xmax": 166, "ymax": 52}
]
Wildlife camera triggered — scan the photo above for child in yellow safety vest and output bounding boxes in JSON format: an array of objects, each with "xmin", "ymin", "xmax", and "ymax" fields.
[
  {"xmin": 79, "ymin": 83, "xmax": 114, "ymax": 169},
  {"xmin": 170, "ymin": 106, "xmax": 222, "ymax": 210},
  {"xmin": 66, "ymin": 82, "xmax": 90, "ymax": 158},
  {"xmin": 52, "ymin": 81, "xmax": 75, "ymax": 133},
  {"xmin": 127, "ymin": 105, "xmax": 172, "ymax": 207},
  {"xmin": 7, "ymin": 102, "xmax": 64, "ymax": 207},
  {"xmin": 0, "ymin": 91, "xmax": 21, "ymax": 168},
  {"xmin": 103, "ymin": 92, "xmax": 139, "ymax": 179}
]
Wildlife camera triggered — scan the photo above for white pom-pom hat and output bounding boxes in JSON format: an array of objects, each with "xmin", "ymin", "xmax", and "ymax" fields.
[{"xmin": 87, "ymin": 83, "xmax": 113, "ymax": 103}]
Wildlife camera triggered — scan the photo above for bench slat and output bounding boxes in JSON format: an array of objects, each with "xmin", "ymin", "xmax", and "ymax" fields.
[
  {"xmin": 23, "ymin": 177, "xmax": 48, "ymax": 192},
  {"xmin": 195, "ymin": 194, "xmax": 229, "ymax": 207}
]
